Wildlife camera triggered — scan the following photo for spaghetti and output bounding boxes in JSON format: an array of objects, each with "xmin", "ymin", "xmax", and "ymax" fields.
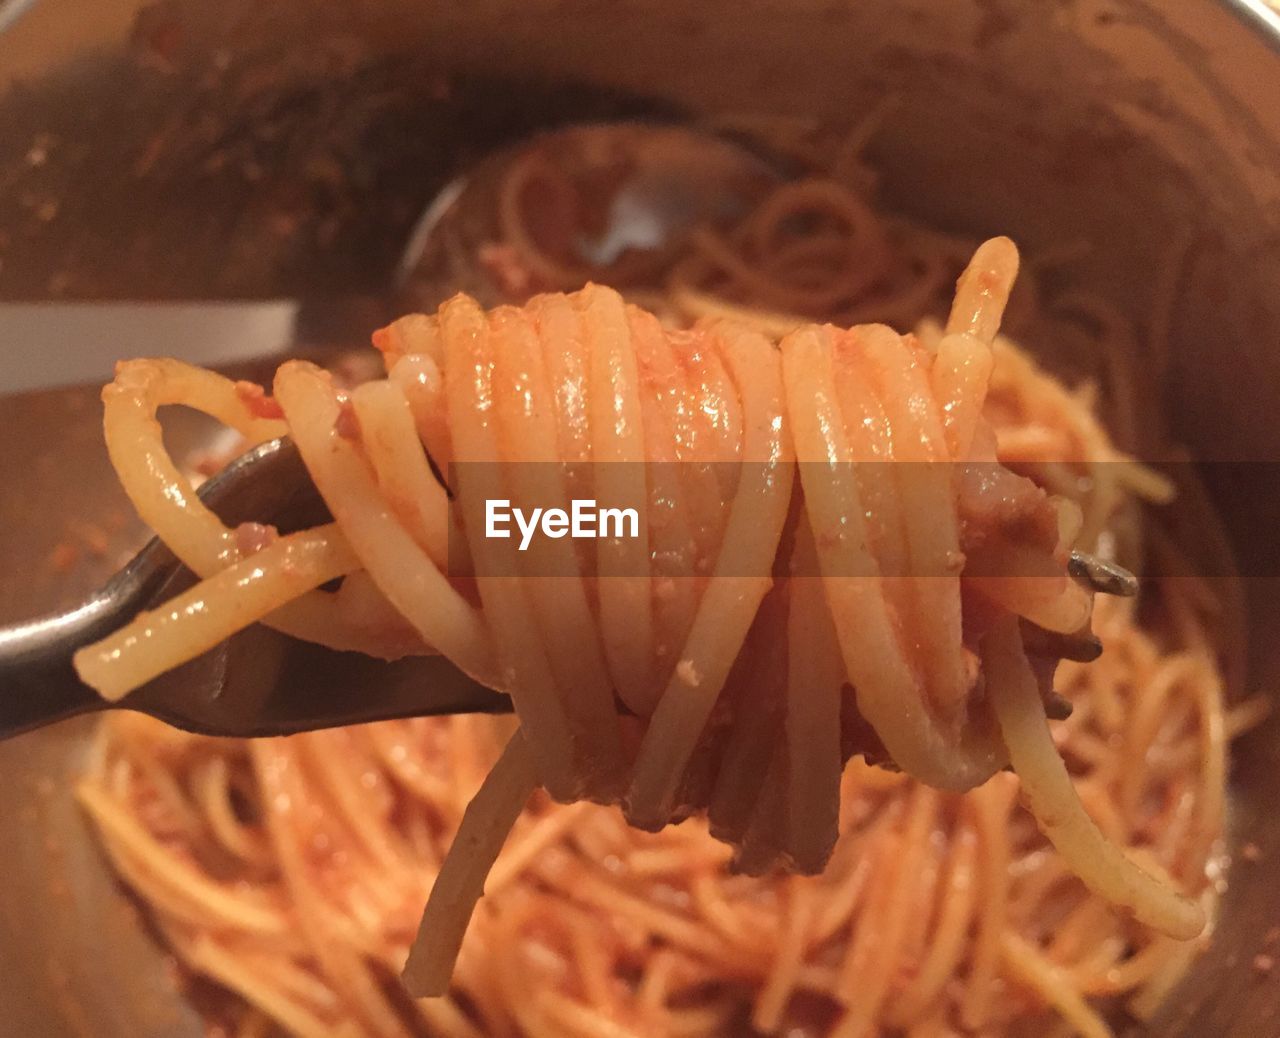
[{"xmin": 74, "ymin": 125, "xmax": 1245, "ymax": 1037}]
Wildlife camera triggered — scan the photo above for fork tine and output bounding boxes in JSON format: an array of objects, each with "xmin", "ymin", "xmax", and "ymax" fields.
[
  {"xmin": 1044, "ymin": 691, "xmax": 1075, "ymax": 721},
  {"xmin": 1069, "ymin": 550, "xmax": 1139, "ymax": 598},
  {"xmin": 1021, "ymin": 622, "xmax": 1103, "ymax": 662}
]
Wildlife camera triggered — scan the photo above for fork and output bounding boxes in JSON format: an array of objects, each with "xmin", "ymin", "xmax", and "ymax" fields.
[
  {"xmin": 0, "ymin": 433, "xmax": 1137, "ymax": 742},
  {"xmin": 0, "ymin": 121, "xmax": 1140, "ymax": 742}
]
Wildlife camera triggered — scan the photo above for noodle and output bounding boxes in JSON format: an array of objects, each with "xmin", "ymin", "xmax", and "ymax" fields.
[{"xmin": 72, "ymin": 123, "xmax": 1244, "ymax": 1037}]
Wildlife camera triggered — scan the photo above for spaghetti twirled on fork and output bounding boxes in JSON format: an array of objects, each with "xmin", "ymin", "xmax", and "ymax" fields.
[
  {"xmin": 66, "ymin": 107, "xmax": 1251, "ymax": 1038},
  {"xmin": 75, "ymin": 234, "xmax": 1207, "ymax": 1019}
]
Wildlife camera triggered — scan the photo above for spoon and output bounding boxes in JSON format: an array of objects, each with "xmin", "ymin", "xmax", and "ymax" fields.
[{"xmin": 394, "ymin": 121, "xmax": 782, "ymax": 310}]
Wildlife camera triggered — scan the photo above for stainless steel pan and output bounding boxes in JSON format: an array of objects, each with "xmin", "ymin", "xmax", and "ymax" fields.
[{"xmin": 1, "ymin": 1, "xmax": 1279, "ymax": 1033}]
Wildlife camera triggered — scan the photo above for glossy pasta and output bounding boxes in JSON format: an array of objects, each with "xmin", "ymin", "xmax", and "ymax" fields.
[{"xmin": 74, "ymin": 130, "xmax": 1244, "ymax": 1037}]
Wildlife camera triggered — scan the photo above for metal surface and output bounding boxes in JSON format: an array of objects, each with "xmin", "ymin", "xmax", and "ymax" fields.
[
  {"xmin": 0, "ymin": 301, "xmax": 299, "ymax": 394},
  {"xmin": 0, "ymin": 0, "xmax": 35, "ymax": 34},
  {"xmin": 1, "ymin": 1, "xmax": 1279, "ymax": 1036}
]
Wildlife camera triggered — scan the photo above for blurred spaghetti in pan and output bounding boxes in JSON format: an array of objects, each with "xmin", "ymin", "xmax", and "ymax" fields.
[{"xmin": 73, "ymin": 119, "xmax": 1260, "ymax": 1037}]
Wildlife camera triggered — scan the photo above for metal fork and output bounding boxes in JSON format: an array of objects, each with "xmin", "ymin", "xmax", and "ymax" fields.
[
  {"xmin": 0, "ymin": 433, "xmax": 1137, "ymax": 742},
  {"xmin": 0, "ymin": 121, "xmax": 1140, "ymax": 742}
]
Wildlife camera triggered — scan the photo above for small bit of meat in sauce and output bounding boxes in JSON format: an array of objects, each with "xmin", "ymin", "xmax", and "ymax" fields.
[
  {"xmin": 334, "ymin": 398, "xmax": 362, "ymax": 442},
  {"xmin": 234, "ymin": 380, "xmax": 284, "ymax": 421},
  {"xmin": 79, "ymin": 522, "xmax": 110, "ymax": 558},
  {"xmin": 234, "ymin": 522, "xmax": 279, "ymax": 556},
  {"xmin": 49, "ymin": 541, "xmax": 79, "ymax": 573},
  {"xmin": 957, "ymin": 463, "xmax": 1059, "ymax": 555}
]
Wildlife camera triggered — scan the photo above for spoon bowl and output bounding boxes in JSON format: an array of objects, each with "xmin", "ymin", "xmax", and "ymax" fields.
[{"xmin": 396, "ymin": 121, "xmax": 783, "ymax": 310}]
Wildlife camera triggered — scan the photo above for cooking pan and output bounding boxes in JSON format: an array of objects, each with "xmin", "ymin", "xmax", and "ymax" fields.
[{"xmin": 1, "ymin": 1, "xmax": 1279, "ymax": 1034}]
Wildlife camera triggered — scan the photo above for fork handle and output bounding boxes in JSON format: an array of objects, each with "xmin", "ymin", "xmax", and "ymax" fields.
[
  {"xmin": 0, "ymin": 537, "xmax": 175, "ymax": 740},
  {"xmin": 0, "ymin": 604, "xmax": 112, "ymax": 739}
]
